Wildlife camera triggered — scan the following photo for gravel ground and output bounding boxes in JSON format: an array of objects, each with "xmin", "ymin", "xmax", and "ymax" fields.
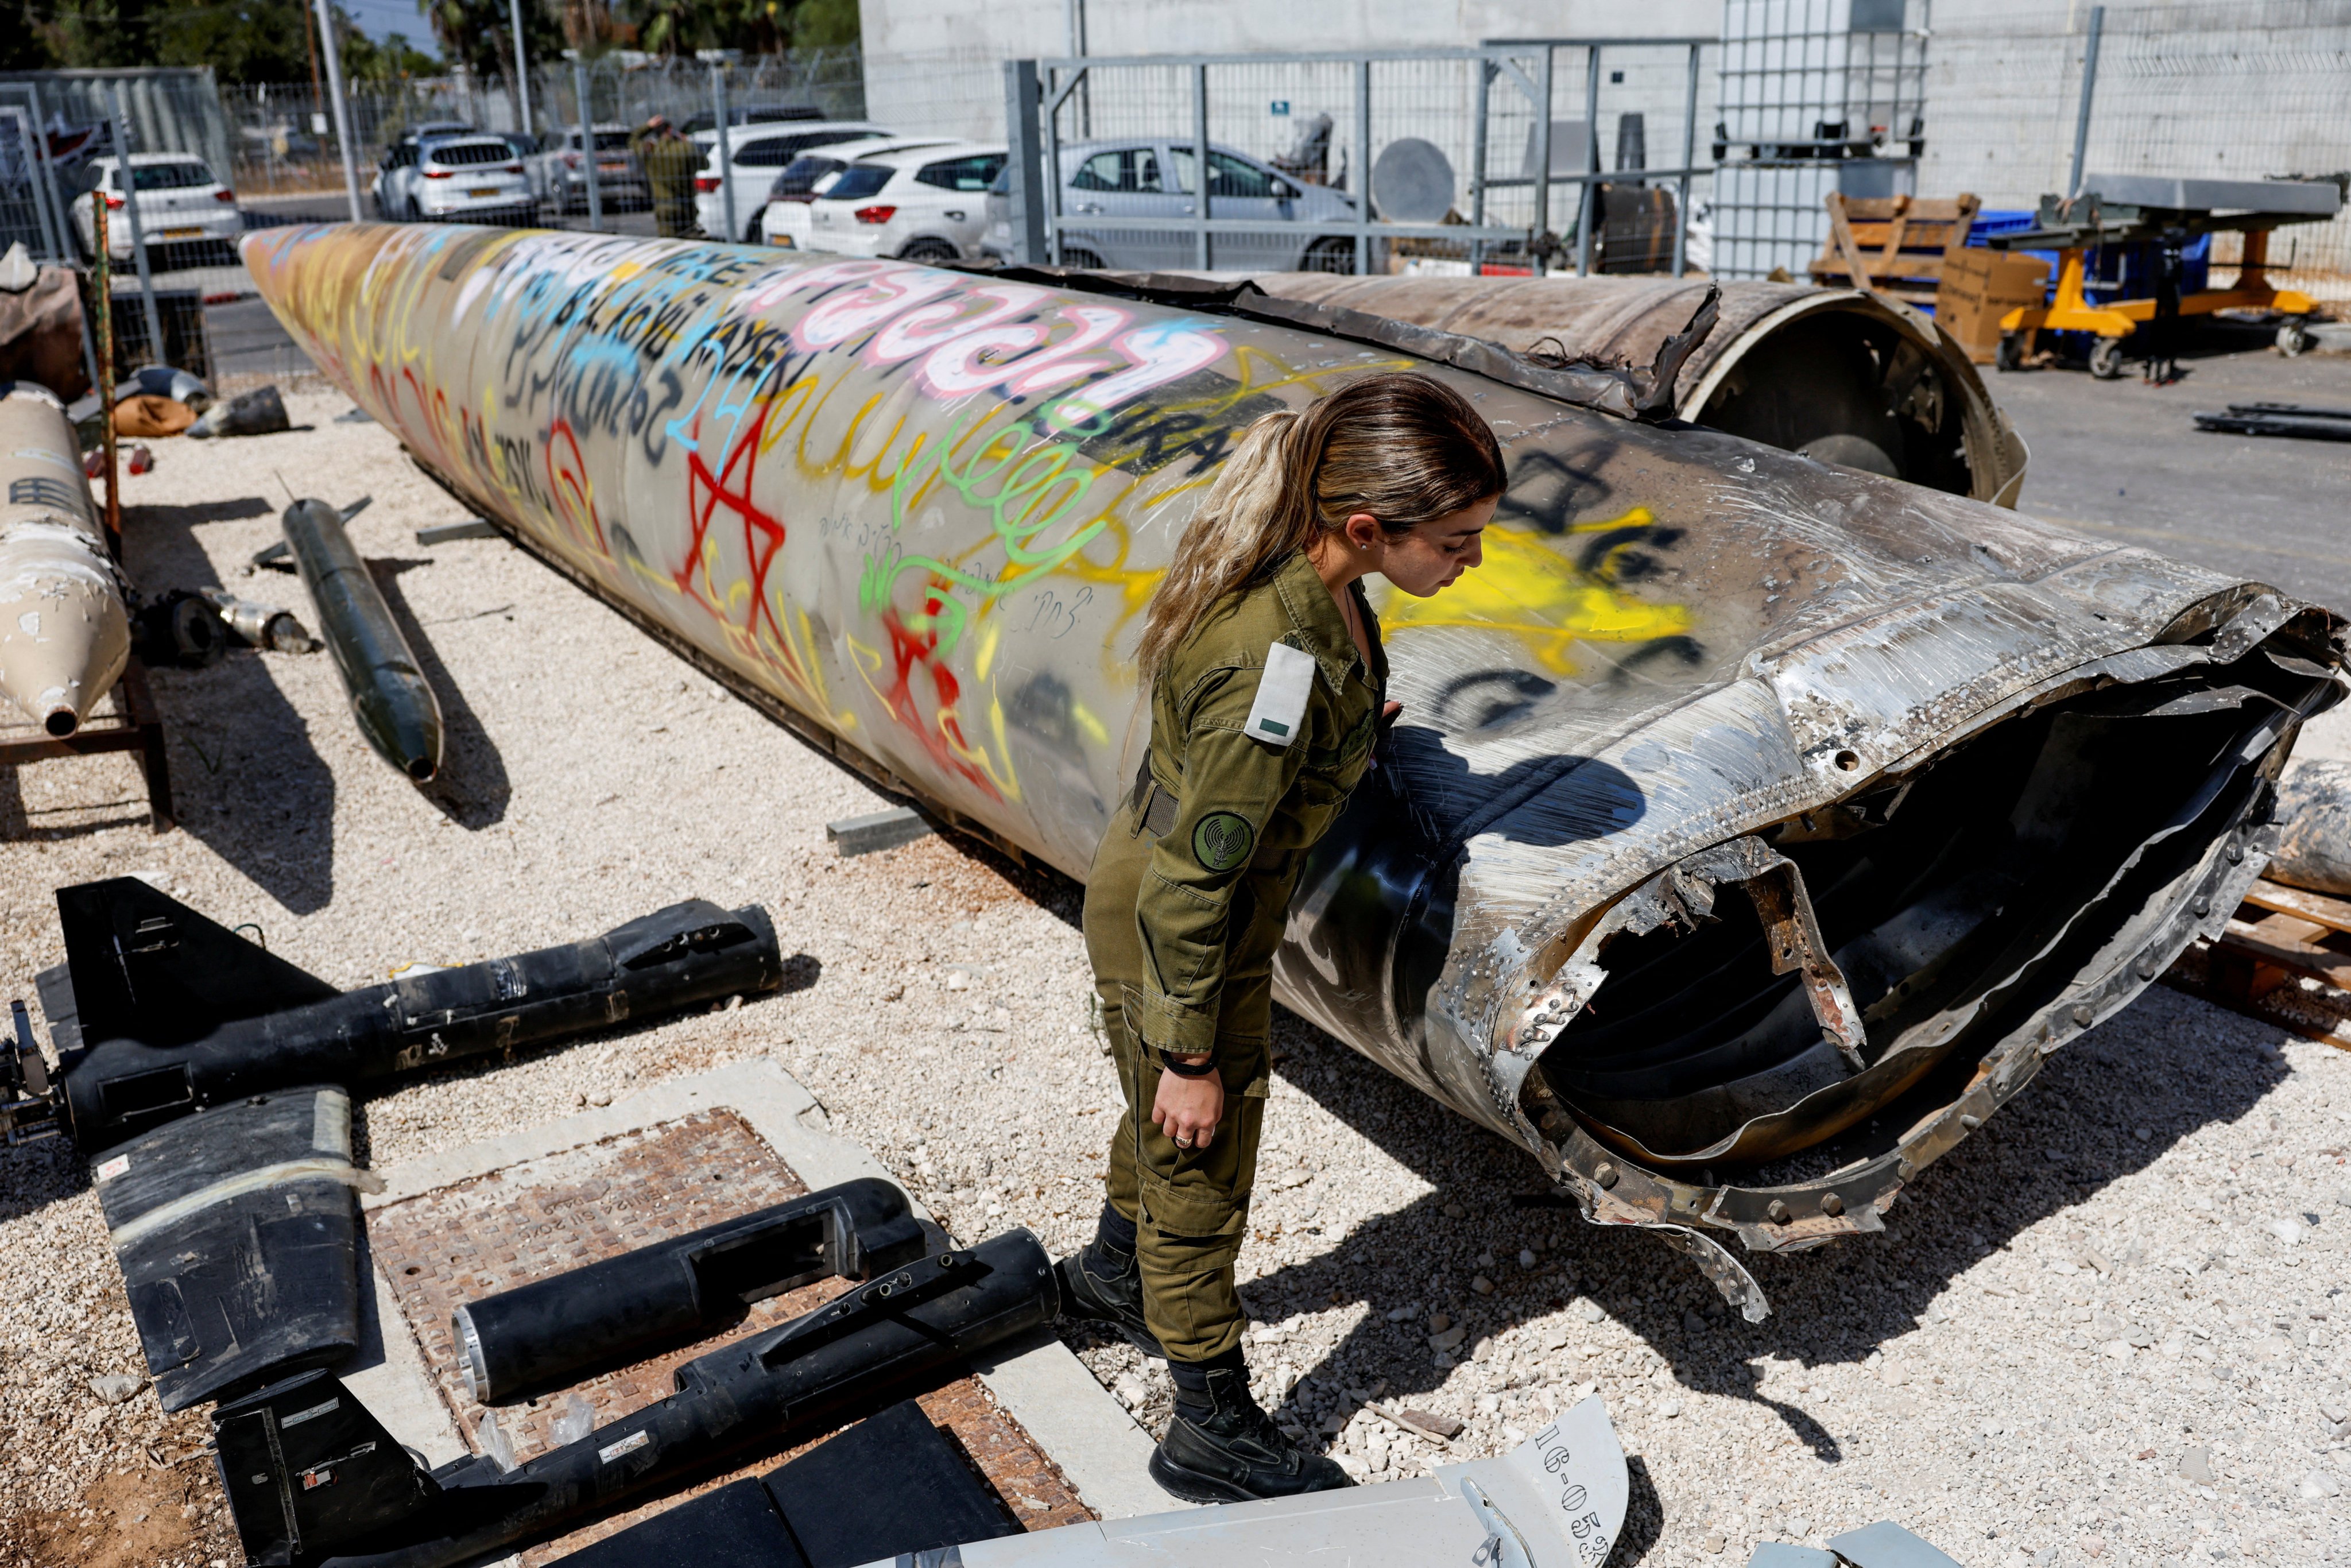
[{"xmin": 2, "ymin": 388, "xmax": 2348, "ymax": 1567}]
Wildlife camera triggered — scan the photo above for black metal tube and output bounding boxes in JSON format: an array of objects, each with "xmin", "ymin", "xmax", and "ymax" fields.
[
  {"xmin": 215, "ymin": 1230, "xmax": 1058, "ymax": 1568},
  {"xmin": 61, "ymin": 900, "xmax": 781, "ymax": 1151},
  {"xmin": 453, "ymin": 1179, "xmax": 930, "ymax": 1403},
  {"xmin": 282, "ymin": 497, "xmax": 444, "ymax": 781}
]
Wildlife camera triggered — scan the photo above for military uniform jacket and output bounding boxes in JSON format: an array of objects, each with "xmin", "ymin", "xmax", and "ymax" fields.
[{"xmin": 1095, "ymin": 547, "xmax": 1389, "ymax": 1075}]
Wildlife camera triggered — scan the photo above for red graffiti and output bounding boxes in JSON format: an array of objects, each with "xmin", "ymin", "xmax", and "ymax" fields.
[
  {"xmin": 544, "ymin": 419, "xmax": 606, "ymax": 558},
  {"xmin": 677, "ymin": 402, "xmax": 821, "ymax": 702},
  {"xmin": 877, "ymin": 601, "xmax": 1001, "ymax": 802}
]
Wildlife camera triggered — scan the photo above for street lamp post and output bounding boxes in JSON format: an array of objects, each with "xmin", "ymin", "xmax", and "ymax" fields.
[
  {"xmin": 509, "ymin": 0, "xmax": 535, "ymax": 136},
  {"xmin": 696, "ymin": 48, "xmax": 742, "ymax": 242},
  {"xmin": 564, "ymin": 48, "xmax": 602, "ymax": 230}
]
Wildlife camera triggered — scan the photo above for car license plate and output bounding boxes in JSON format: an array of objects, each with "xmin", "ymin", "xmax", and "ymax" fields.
[
  {"xmin": 468, "ymin": 187, "xmax": 499, "ymax": 198},
  {"xmin": 772, "ymin": 235, "xmax": 795, "ymax": 248},
  {"xmin": 598, "ymin": 162, "xmax": 627, "ymax": 173},
  {"xmin": 160, "ymin": 227, "xmax": 203, "ymax": 239}
]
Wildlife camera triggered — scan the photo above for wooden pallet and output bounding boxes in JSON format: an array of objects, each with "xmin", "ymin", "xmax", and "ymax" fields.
[
  {"xmin": 0, "ymin": 656, "xmax": 174, "ymax": 832},
  {"xmin": 2164, "ymin": 874, "xmax": 2351, "ymax": 1051},
  {"xmin": 1808, "ymin": 192, "xmax": 1982, "ymax": 305}
]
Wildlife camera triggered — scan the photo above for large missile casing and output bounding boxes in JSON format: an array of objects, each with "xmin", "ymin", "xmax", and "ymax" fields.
[
  {"xmin": 1237, "ymin": 271, "xmax": 2031, "ymax": 505},
  {"xmin": 281, "ymin": 497, "xmax": 444, "ymax": 780},
  {"xmin": 242, "ymin": 226, "xmax": 2338, "ymax": 1308},
  {"xmin": 0, "ymin": 381, "xmax": 130, "ymax": 736}
]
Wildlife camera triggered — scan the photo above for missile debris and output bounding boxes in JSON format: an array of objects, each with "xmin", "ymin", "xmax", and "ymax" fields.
[
  {"xmin": 454, "ymin": 1177, "xmax": 929, "ymax": 1401},
  {"xmin": 187, "ymin": 383, "xmax": 289, "ymax": 439},
  {"xmin": 281, "ymin": 496, "xmax": 443, "ymax": 780},
  {"xmin": 243, "ymin": 224, "xmax": 2344, "ymax": 1315},
  {"xmin": 197, "ymin": 585, "xmax": 321, "ymax": 652},
  {"xmin": 1, "ymin": 876, "xmax": 784, "ymax": 1151},
  {"xmin": 215, "ymin": 1229, "xmax": 1057, "ymax": 1568},
  {"xmin": 130, "ymin": 587, "xmax": 230, "ymax": 668},
  {"xmin": 547, "ymin": 1399, "xmax": 1021, "ymax": 1568},
  {"xmin": 96, "ymin": 1085, "xmax": 368, "ymax": 1411},
  {"xmin": 0, "ymin": 381, "xmax": 130, "ymax": 737},
  {"xmin": 1239, "ymin": 270, "xmax": 2032, "ymax": 504}
]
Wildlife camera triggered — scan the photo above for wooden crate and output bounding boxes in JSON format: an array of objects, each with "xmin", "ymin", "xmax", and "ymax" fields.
[{"xmin": 1807, "ymin": 192, "xmax": 1982, "ymax": 305}]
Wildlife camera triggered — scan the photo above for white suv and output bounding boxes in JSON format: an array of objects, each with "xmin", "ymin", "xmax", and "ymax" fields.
[
  {"xmin": 760, "ymin": 137, "xmax": 954, "ymax": 249},
  {"xmin": 374, "ymin": 135, "xmax": 537, "ymax": 224},
  {"xmin": 690, "ymin": 120, "xmax": 887, "ymax": 242},
  {"xmin": 72, "ymin": 156, "xmax": 242, "ymax": 263},
  {"xmin": 804, "ymin": 142, "xmax": 1008, "ymax": 264}
]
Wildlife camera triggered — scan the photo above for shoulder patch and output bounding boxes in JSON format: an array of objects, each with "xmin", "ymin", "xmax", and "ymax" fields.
[
  {"xmin": 1193, "ymin": 812, "xmax": 1254, "ymax": 872},
  {"xmin": 1242, "ymin": 641, "xmax": 1316, "ymax": 748}
]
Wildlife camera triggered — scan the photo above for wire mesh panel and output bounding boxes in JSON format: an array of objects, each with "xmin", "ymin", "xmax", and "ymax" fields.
[
  {"xmin": 1017, "ymin": 42, "xmax": 1709, "ymax": 280},
  {"xmin": 1711, "ymin": 0, "xmax": 1930, "ymax": 280},
  {"xmin": 1924, "ymin": 2, "xmax": 2351, "ymax": 302}
]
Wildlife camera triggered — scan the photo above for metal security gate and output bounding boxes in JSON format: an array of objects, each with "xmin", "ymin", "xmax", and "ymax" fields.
[
  {"xmin": 1710, "ymin": 0, "xmax": 1931, "ymax": 280},
  {"xmin": 1001, "ymin": 38, "xmax": 1712, "ymax": 278}
]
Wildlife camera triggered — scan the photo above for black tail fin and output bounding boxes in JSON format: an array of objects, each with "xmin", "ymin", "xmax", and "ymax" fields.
[
  {"xmin": 56, "ymin": 878, "xmax": 339, "ymax": 1051},
  {"xmin": 214, "ymin": 1371, "xmax": 438, "ymax": 1565}
]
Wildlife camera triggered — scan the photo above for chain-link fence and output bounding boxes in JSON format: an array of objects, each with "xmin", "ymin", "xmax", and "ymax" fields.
[{"xmin": 1922, "ymin": 2, "xmax": 2351, "ymax": 302}]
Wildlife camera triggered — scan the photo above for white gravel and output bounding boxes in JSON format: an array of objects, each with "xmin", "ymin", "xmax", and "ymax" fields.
[{"xmin": 2, "ymin": 390, "xmax": 2348, "ymax": 1567}]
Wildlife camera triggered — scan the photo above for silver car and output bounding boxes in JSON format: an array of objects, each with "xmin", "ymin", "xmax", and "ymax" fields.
[{"xmin": 984, "ymin": 138, "xmax": 1369, "ymax": 272}]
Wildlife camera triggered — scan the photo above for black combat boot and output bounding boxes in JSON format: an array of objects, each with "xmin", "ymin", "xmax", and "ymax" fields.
[
  {"xmin": 1149, "ymin": 1350, "xmax": 1353, "ymax": 1504},
  {"xmin": 1055, "ymin": 1204, "xmax": 1163, "ymax": 1356}
]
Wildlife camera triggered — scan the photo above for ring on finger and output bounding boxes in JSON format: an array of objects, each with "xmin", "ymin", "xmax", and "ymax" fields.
[{"xmin": 1173, "ymin": 1135, "xmax": 1194, "ymax": 1149}]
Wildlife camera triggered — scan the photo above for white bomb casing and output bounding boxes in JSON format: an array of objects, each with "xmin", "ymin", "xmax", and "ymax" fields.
[{"xmin": 0, "ymin": 381, "xmax": 128, "ymax": 736}]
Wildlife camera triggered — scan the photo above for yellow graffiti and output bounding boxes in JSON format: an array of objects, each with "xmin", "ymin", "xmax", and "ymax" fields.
[{"xmin": 1375, "ymin": 509, "xmax": 1692, "ymax": 676}]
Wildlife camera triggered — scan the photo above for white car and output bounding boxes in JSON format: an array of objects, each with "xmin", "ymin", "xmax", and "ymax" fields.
[
  {"xmin": 804, "ymin": 142, "xmax": 1008, "ymax": 264},
  {"xmin": 759, "ymin": 137, "xmax": 955, "ymax": 249},
  {"xmin": 72, "ymin": 155, "xmax": 241, "ymax": 263},
  {"xmin": 689, "ymin": 119, "xmax": 887, "ymax": 242},
  {"xmin": 979, "ymin": 138, "xmax": 1369, "ymax": 273},
  {"xmin": 373, "ymin": 135, "xmax": 537, "ymax": 226}
]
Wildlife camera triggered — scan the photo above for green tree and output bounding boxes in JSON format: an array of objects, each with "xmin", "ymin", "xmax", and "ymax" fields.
[
  {"xmin": 420, "ymin": 0, "xmax": 562, "ymax": 119},
  {"xmin": 343, "ymin": 28, "xmax": 442, "ymax": 79},
  {"xmin": 2, "ymin": 0, "xmax": 61, "ymax": 70}
]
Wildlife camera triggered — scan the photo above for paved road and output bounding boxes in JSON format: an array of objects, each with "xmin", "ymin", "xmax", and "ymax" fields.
[{"xmin": 1993, "ymin": 331, "xmax": 2351, "ymax": 613}]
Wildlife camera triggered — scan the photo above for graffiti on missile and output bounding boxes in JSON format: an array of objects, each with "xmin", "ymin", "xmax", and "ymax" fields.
[{"xmin": 242, "ymin": 225, "xmax": 1698, "ymax": 866}]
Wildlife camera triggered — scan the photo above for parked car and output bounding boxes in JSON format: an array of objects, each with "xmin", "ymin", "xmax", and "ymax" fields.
[
  {"xmin": 681, "ymin": 106, "xmax": 824, "ymax": 137},
  {"xmin": 980, "ymin": 138, "xmax": 1367, "ymax": 272},
  {"xmin": 539, "ymin": 124, "xmax": 648, "ymax": 212},
  {"xmin": 371, "ymin": 134, "xmax": 537, "ymax": 226},
  {"xmin": 758, "ymin": 135, "xmax": 955, "ymax": 248},
  {"xmin": 803, "ymin": 142, "xmax": 1008, "ymax": 264},
  {"xmin": 495, "ymin": 131, "xmax": 548, "ymax": 206},
  {"xmin": 690, "ymin": 120, "xmax": 888, "ymax": 242},
  {"xmin": 71, "ymin": 154, "xmax": 242, "ymax": 264}
]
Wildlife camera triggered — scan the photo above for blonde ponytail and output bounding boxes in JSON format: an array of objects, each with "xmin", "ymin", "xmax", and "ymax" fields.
[
  {"xmin": 1133, "ymin": 371, "xmax": 1506, "ymax": 681},
  {"xmin": 1134, "ymin": 411, "xmax": 1311, "ymax": 679}
]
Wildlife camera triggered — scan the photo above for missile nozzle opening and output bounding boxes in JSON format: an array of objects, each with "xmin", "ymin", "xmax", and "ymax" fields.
[
  {"xmin": 44, "ymin": 709, "xmax": 78, "ymax": 738},
  {"xmin": 405, "ymin": 757, "xmax": 437, "ymax": 782}
]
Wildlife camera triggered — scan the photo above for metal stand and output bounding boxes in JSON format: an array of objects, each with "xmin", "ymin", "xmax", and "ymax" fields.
[{"xmin": 0, "ymin": 656, "xmax": 175, "ymax": 833}]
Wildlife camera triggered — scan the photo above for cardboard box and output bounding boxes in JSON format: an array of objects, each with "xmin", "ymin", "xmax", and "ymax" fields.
[{"xmin": 1935, "ymin": 248, "xmax": 2051, "ymax": 363}]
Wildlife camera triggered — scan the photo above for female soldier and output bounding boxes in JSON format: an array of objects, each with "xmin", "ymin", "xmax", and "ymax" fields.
[{"xmin": 1061, "ymin": 371, "xmax": 1506, "ymax": 1503}]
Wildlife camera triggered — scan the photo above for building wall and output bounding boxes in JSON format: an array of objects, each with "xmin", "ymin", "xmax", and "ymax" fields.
[{"xmin": 857, "ymin": 0, "xmax": 1722, "ymax": 142}]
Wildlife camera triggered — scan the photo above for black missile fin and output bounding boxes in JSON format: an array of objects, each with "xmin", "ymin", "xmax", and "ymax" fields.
[
  {"xmin": 57, "ymin": 878, "xmax": 341, "ymax": 1050},
  {"xmin": 214, "ymin": 1371, "xmax": 439, "ymax": 1565}
]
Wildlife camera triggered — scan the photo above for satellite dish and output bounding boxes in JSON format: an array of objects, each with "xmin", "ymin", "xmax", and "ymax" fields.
[{"xmin": 1370, "ymin": 138, "xmax": 1455, "ymax": 224}]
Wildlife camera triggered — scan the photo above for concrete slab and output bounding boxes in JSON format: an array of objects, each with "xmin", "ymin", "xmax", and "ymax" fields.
[{"xmin": 348, "ymin": 1055, "xmax": 1163, "ymax": 1524}]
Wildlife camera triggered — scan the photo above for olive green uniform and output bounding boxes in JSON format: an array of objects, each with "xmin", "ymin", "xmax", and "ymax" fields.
[
  {"xmin": 632, "ymin": 129, "xmax": 702, "ymax": 238},
  {"xmin": 1082, "ymin": 547, "xmax": 1386, "ymax": 1364}
]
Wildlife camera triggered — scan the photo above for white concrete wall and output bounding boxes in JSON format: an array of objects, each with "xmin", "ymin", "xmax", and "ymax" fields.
[{"xmin": 856, "ymin": 0, "xmax": 1723, "ymax": 142}]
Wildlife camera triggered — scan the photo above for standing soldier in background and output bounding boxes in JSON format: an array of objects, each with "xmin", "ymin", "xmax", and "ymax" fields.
[{"xmin": 632, "ymin": 115, "xmax": 700, "ymax": 238}]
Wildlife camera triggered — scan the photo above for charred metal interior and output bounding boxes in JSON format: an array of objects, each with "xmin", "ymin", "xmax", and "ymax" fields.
[{"xmin": 1514, "ymin": 594, "xmax": 2341, "ymax": 1304}]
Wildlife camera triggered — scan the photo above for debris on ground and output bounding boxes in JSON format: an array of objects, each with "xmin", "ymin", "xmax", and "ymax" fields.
[{"xmin": 187, "ymin": 385, "xmax": 289, "ymax": 440}]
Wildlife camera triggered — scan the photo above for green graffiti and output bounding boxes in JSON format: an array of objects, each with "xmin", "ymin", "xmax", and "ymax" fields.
[{"xmin": 861, "ymin": 405, "xmax": 1106, "ymax": 652}]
